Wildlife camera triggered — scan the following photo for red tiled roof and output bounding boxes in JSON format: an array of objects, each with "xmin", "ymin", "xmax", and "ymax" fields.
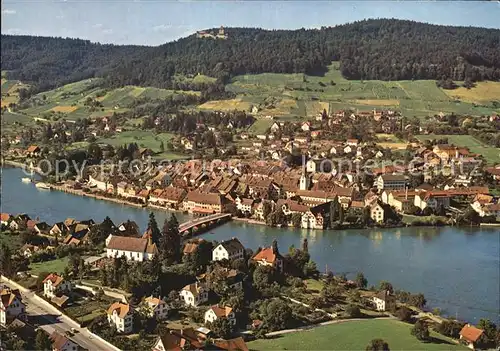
[
  {"xmin": 253, "ymin": 247, "xmax": 281, "ymax": 264},
  {"xmin": 107, "ymin": 302, "xmax": 132, "ymax": 318},
  {"xmin": 43, "ymin": 273, "xmax": 64, "ymax": 287},
  {"xmin": 0, "ymin": 213, "xmax": 12, "ymax": 222},
  {"xmin": 208, "ymin": 305, "xmax": 233, "ymax": 318},
  {"xmin": 460, "ymin": 324, "xmax": 484, "ymax": 343}
]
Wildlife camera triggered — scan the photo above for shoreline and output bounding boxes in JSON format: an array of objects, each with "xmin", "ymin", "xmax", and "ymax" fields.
[{"xmin": 1, "ymin": 162, "xmax": 486, "ymax": 231}]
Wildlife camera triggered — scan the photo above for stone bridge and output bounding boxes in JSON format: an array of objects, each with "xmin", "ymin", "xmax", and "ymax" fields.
[{"xmin": 179, "ymin": 213, "xmax": 232, "ymax": 237}]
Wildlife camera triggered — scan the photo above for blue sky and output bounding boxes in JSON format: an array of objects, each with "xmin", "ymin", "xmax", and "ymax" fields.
[{"xmin": 1, "ymin": 1, "xmax": 499, "ymax": 46}]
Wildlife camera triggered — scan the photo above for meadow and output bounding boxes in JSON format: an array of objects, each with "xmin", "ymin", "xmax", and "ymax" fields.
[
  {"xmin": 226, "ymin": 62, "xmax": 500, "ymax": 119},
  {"xmin": 29, "ymin": 257, "xmax": 69, "ymax": 275},
  {"xmin": 98, "ymin": 130, "xmax": 186, "ymax": 160},
  {"xmin": 248, "ymin": 319, "xmax": 465, "ymax": 351},
  {"xmin": 415, "ymin": 134, "xmax": 499, "ymax": 164}
]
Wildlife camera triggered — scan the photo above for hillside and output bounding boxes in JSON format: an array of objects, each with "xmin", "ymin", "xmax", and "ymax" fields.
[{"xmin": 2, "ymin": 19, "xmax": 499, "ymax": 91}]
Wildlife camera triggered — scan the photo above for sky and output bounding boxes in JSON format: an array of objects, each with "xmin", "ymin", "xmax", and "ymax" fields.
[{"xmin": 1, "ymin": 1, "xmax": 500, "ymax": 46}]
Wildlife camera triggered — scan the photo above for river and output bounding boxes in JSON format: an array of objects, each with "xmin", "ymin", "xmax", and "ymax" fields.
[{"xmin": 1, "ymin": 167, "xmax": 499, "ymax": 324}]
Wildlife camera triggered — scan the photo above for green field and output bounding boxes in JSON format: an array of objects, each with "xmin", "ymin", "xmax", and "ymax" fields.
[
  {"xmin": 248, "ymin": 319, "xmax": 465, "ymax": 351},
  {"xmin": 98, "ymin": 130, "xmax": 186, "ymax": 159},
  {"xmin": 227, "ymin": 62, "xmax": 500, "ymax": 118},
  {"xmin": 29, "ymin": 257, "xmax": 69, "ymax": 275},
  {"xmin": 415, "ymin": 134, "xmax": 500, "ymax": 164}
]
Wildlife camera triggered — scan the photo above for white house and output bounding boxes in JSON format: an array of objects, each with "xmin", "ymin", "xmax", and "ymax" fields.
[
  {"xmin": 50, "ymin": 331, "xmax": 79, "ymax": 351},
  {"xmin": 107, "ymin": 302, "xmax": 134, "ymax": 333},
  {"xmin": 180, "ymin": 282, "xmax": 208, "ymax": 307},
  {"xmin": 212, "ymin": 238, "xmax": 245, "ymax": 262},
  {"xmin": 372, "ymin": 290, "xmax": 393, "ymax": 311},
  {"xmin": 142, "ymin": 296, "xmax": 169, "ymax": 320},
  {"xmin": 370, "ymin": 203, "xmax": 385, "ymax": 223},
  {"xmin": 105, "ymin": 234, "xmax": 158, "ymax": 262},
  {"xmin": 301, "ymin": 121, "xmax": 311, "ymax": 132},
  {"xmin": 43, "ymin": 273, "xmax": 72, "ymax": 299},
  {"xmin": 235, "ymin": 197, "xmax": 254, "ymax": 215},
  {"xmin": 204, "ymin": 305, "xmax": 236, "ymax": 326},
  {"xmin": 0, "ymin": 287, "xmax": 25, "ymax": 326}
]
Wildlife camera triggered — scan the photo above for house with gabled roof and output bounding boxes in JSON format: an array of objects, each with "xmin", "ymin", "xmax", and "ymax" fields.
[
  {"xmin": 105, "ymin": 234, "xmax": 157, "ymax": 262},
  {"xmin": 0, "ymin": 213, "xmax": 13, "ymax": 226},
  {"xmin": 107, "ymin": 302, "xmax": 134, "ymax": 333},
  {"xmin": 204, "ymin": 305, "xmax": 236, "ymax": 326},
  {"xmin": 252, "ymin": 242, "xmax": 284, "ymax": 272},
  {"xmin": 0, "ymin": 287, "xmax": 25, "ymax": 327},
  {"xmin": 50, "ymin": 330, "xmax": 79, "ymax": 351},
  {"xmin": 459, "ymin": 324, "xmax": 485, "ymax": 350},
  {"xmin": 180, "ymin": 282, "xmax": 208, "ymax": 307},
  {"xmin": 43, "ymin": 273, "xmax": 72, "ymax": 299},
  {"xmin": 212, "ymin": 238, "xmax": 245, "ymax": 262},
  {"xmin": 142, "ymin": 296, "xmax": 168, "ymax": 320}
]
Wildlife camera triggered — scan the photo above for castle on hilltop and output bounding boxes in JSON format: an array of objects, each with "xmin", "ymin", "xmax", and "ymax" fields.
[{"xmin": 196, "ymin": 26, "xmax": 228, "ymax": 40}]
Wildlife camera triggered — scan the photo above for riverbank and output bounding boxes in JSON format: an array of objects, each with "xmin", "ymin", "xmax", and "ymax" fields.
[
  {"xmin": 1, "ymin": 159, "xmax": 42, "ymax": 174},
  {"xmin": 49, "ymin": 184, "xmax": 148, "ymax": 209}
]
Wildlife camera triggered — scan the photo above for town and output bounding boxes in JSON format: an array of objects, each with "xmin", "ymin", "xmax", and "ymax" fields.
[
  {"xmin": 1, "ymin": 210, "xmax": 498, "ymax": 350},
  {"xmin": 1, "ymin": 6, "xmax": 500, "ymax": 351}
]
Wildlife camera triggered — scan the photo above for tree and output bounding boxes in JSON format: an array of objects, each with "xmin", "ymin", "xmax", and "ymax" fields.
[
  {"xmin": 338, "ymin": 205, "xmax": 345, "ymax": 224},
  {"xmin": 436, "ymin": 320, "xmax": 465, "ymax": 339},
  {"xmin": 477, "ymin": 319, "xmax": 497, "ymax": 344},
  {"xmin": 379, "ymin": 281, "xmax": 394, "ymax": 294},
  {"xmin": 409, "ymin": 293, "xmax": 426, "ymax": 309},
  {"xmin": 411, "ymin": 320, "xmax": 430, "ymax": 342},
  {"xmin": 345, "ymin": 304, "xmax": 361, "ymax": 318},
  {"xmin": 355, "ymin": 272, "xmax": 368, "ymax": 289},
  {"xmin": 147, "ymin": 212, "xmax": 161, "ymax": 245},
  {"xmin": 209, "ymin": 317, "xmax": 235, "ymax": 339},
  {"xmin": 396, "ymin": 306, "xmax": 413, "ymax": 322},
  {"xmin": 0, "ymin": 243, "xmax": 13, "ymax": 276},
  {"xmin": 291, "ymin": 212, "xmax": 302, "ymax": 228},
  {"xmin": 303, "ymin": 260, "xmax": 319, "ymax": 278},
  {"xmin": 253, "ymin": 265, "xmax": 275, "ymax": 290},
  {"xmin": 366, "ymin": 339, "xmax": 390, "ymax": 351},
  {"xmin": 159, "ymin": 214, "xmax": 180, "ymax": 264},
  {"xmin": 35, "ymin": 329, "xmax": 52, "ymax": 351},
  {"xmin": 260, "ymin": 299, "xmax": 293, "ymax": 331}
]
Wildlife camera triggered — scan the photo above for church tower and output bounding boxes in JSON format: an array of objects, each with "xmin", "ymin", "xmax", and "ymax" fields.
[
  {"xmin": 299, "ymin": 162, "xmax": 310, "ymax": 191},
  {"xmin": 219, "ymin": 26, "xmax": 225, "ymax": 36}
]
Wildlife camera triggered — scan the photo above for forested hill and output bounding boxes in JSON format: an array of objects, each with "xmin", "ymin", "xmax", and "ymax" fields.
[{"xmin": 2, "ymin": 19, "xmax": 499, "ymax": 91}]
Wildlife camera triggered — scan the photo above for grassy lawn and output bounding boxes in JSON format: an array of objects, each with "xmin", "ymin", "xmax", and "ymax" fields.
[
  {"xmin": 0, "ymin": 232, "xmax": 23, "ymax": 251},
  {"xmin": 248, "ymin": 319, "xmax": 465, "ymax": 351},
  {"xmin": 65, "ymin": 298, "xmax": 113, "ymax": 325},
  {"xmin": 415, "ymin": 134, "xmax": 500, "ymax": 164},
  {"xmin": 29, "ymin": 257, "xmax": 69, "ymax": 275},
  {"xmin": 98, "ymin": 131, "xmax": 174, "ymax": 151},
  {"xmin": 248, "ymin": 119, "xmax": 273, "ymax": 134}
]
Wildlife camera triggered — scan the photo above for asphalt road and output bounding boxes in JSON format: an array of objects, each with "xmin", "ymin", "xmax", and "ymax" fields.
[{"xmin": 15, "ymin": 289, "xmax": 116, "ymax": 351}]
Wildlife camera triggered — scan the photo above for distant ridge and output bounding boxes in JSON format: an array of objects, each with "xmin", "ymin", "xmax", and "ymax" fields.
[{"xmin": 2, "ymin": 19, "xmax": 499, "ymax": 92}]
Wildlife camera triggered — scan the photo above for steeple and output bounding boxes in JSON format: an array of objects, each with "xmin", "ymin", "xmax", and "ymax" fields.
[{"xmin": 300, "ymin": 160, "xmax": 310, "ymax": 191}]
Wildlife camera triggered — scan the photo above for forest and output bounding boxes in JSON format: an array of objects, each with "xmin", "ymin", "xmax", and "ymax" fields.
[{"xmin": 2, "ymin": 19, "xmax": 499, "ymax": 91}]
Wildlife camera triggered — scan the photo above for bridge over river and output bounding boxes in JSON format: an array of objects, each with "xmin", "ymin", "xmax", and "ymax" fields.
[{"xmin": 179, "ymin": 213, "xmax": 232, "ymax": 237}]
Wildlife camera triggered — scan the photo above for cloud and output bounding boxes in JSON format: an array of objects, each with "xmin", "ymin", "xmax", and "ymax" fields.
[
  {"xmin": 92, "ymin": 23, "xmax": 104, "ymax": 29},
  {"xmin": 153, "ymin": 24, "xmax": 194, "ymax": 33},
  {"xmin": 2, "ymin": 9, "xmax": 16, "ymax": 15},
  {"xmin": 153, "ymin": 24, "xmax": 173, "ymax": 32}
]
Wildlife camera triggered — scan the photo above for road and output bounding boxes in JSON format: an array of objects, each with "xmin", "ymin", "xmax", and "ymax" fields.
[{"xmin": 7, "ymin": 287, "xmax": 116, "ymax": 351}]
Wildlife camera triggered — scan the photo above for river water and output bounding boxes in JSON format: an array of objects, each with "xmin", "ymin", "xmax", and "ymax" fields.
[{"xmin": 1, "ymin": 167, "xmax": 499, "ymax": 324}]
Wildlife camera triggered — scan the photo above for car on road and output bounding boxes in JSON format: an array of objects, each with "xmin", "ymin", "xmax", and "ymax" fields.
[
  {"xmin": 71, "ymin": 327, "xmax": 79, "ymax": 333},
  {"xmin": 65, "ymin": 330, "xmax": 74, "ymax": 337}
]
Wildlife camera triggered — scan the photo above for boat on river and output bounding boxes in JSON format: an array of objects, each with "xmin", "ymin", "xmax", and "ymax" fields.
[
  {"xmin": 21, "ymin": 177, "xmax": 33, "ymax": 183},
  {"xmin": 35, "ymin": 182, "xmax": 51, "ymax": 190}
]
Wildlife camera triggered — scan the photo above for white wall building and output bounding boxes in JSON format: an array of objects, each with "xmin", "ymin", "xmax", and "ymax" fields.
[
  {"xmin": 142, "ymin": 296, "xmax": 169, "ymax": 320},
  {"xmin": 204, "ymin": 305, "xmax": 236, "ymax": 326},
  {"xmin": 107, "ymin": 302, "xmax": 134, "ymax": 333},
  {"xmin": 180, "ymin": 283, "xmax": 208, "ymax": 307},
  {"xmin": 105, "ymin": 234, "xmax": 158, "ymax": 262},
  {"xmin": 43, "ymin": 273, "xmax": 72, "ymax": 299},
  {"xmin": 212, "ymin": 238, "xmax": 245, "ymax": 262},
  {"xmin": 0, "ymin": 288, "xmax": 25, "ymax": 326}
]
